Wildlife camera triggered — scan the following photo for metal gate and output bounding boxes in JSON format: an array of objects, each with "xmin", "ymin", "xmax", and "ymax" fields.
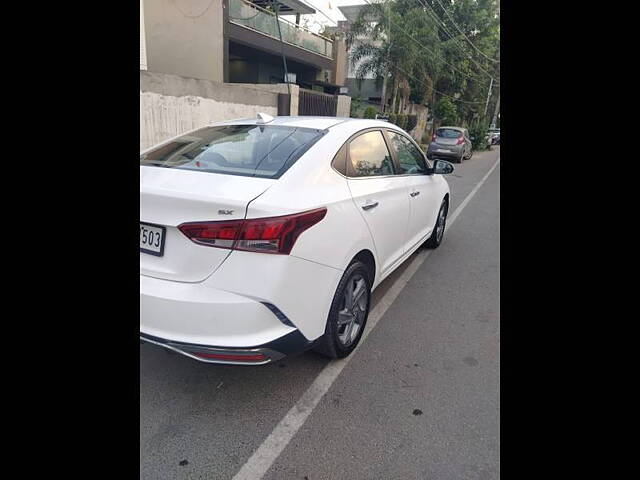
[{"xmin": 298, "ymin": 88, "xmax": 338, "ymax": 116}]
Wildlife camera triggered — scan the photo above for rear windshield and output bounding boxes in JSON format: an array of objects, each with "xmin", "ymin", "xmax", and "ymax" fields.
[
  {"xmin": 140, "ymin": 125, "xmax": 325, "ymax": 179},
  {"xmin": 436, "ymin": 128, "xmax": 462, "ymax": 138}
]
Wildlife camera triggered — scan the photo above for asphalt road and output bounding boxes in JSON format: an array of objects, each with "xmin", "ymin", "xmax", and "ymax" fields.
[{"xmin": 140, "ymin": 146, "xmax": 500, "ymax": 480}]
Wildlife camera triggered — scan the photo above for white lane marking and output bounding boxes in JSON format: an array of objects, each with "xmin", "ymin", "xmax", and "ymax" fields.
[
  {"xmin": 232, "ymin": 157, "xmax": 501, "ymax": 480},
  {"xmin": 448, "ymin": 157, "xmax": 500, "ymax": 226}
]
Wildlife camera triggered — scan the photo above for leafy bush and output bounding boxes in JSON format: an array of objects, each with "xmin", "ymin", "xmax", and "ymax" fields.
[
  {"xmin": 350, "ymin": 96, "xmax": 363, "ymax": 118},
  {"xmin": 363, "ymin": 106, "xmax": 378, "ymax": 119},
  {"xmin": 406, "ymin": 114, "xmax": 418, "ymax": 132},
  {"xmin": 469, "ymin": 122, "xmax": 490, "ymax": 151},
  {"xmin": 388, "ymin": 113, "xmax": 397, "ymax": 125},
  {"xmin": 434, "ymin": 98, "xmax": 458, "ymax": 126},
  {"xmin": 397, "ymin": 114, "xmax": 408, "ymax": 130}
]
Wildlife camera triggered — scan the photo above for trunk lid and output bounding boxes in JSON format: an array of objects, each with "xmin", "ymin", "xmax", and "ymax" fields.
[
  {"xmin": 435, "ymin": 128, "xmax": 464, "ymax": 146},
  {"xmin": 435, "ymin": 136, "xmax": 461, "ymax": 146},
  {"xmin": 140, "ymin": 166, "xmax": 275, "ymax": 282}
]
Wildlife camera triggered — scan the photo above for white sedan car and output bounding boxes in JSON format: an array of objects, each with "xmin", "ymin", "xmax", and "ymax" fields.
[{"xmin": 140, "ymin": 115, "xmax": 454, "ymax": 365}]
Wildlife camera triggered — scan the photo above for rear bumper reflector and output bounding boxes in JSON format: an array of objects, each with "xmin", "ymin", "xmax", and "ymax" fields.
[
  {"xmin": 139, "ymin": 331, "xmax": 315, "ymax": 365},
  {"xmin": 192, "ymin": 352, "xmax": 268, "ymax": 363}
]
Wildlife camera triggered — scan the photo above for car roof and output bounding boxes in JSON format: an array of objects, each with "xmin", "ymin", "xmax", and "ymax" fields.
[
  {"xmin": 438, "ymin": 126, "xmax": 465, "ymax": 131},
  {"xmin": 213, "ymin": 115, "xmax": 397, "ymax": 131}
]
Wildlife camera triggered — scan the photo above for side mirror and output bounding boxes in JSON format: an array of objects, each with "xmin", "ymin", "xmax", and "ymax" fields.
[{"xmin": 434, "ymin": 159, "xmax": 454, "ymax": 175}]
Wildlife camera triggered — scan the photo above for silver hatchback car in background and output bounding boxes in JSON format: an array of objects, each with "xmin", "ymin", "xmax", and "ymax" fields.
[{"xmin": 426, "ymin": 126, "xmax": 473, "ymax": 163}]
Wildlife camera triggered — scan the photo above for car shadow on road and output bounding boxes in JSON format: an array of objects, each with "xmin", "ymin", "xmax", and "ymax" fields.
[
  {"xmin": 139, "ymin": 246, "xmax": 428, "ymax": 478},
  {"xmin": 139, "ymin": 243, "xmax": 420, "ymax": 391}
]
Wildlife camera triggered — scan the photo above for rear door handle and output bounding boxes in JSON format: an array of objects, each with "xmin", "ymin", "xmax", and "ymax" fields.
[
  {"xmin": 410, "ymin": 191, "xmax": 420, "ymax": 197},
  {"xmin": 361, "ymin": 202, "xmax": 379, "ymax": 211}
]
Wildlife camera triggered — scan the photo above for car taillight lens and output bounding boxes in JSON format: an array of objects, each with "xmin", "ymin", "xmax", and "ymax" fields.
[
  {"xmin": 456, "ymin": 135, "xmax": 465, "ymax": 145},
  {"xmin": 431, "ymin": 133, "xmax": 437, "ymax": 142},
  {"xmin": 178, "ymin": 208, "xmax": 327, "ymax": 255},
  {"xmin": 178, "ymin": 220, "xmax": 243, "ymax": 249}
]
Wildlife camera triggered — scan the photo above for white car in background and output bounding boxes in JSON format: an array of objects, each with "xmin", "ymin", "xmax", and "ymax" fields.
[{"xmin": 140, "ymin": 115, "xmax": 454, "ymax": 365}]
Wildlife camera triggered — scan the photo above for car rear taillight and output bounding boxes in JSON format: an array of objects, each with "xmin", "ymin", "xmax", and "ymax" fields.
[
  {"xmin": 178, "ymin": 220, "xmax": 243, "ymax": 249},
  {"xmin": 431, "ymin": 133, "xmax": 437, "ymax": 142},
  {"xmin": 178, "ymin": 208, "xmax": 327, "ymax": 255},
  {"xmin": 456, "ymin": 135, "xmax": 465, "ymax": 145}
]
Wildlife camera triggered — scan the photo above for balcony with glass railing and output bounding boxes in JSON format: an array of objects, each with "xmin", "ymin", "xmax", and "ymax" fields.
[{"xmin": 229, "ymin": 0, "xmax": 333, "ymax": 59}]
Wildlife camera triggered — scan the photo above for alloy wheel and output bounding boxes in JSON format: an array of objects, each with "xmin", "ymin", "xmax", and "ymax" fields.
[
  {"xmin": 436, "ymin": 204, "xmax": 447, "ymax": 243},
  {"xmin": 336, "ymin": 274, "xmax": 368, "ymax": 348}
]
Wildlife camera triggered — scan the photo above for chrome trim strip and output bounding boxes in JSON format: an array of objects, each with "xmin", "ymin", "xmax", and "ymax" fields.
[{"xmin": 140, "ymin": 336, "xmax": 284, "ymax": 366}]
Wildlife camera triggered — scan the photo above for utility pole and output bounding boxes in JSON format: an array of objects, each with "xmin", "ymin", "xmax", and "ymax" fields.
[
  {"xmin": 272, "ymin": 1, "xmax": 291, "ymax": 98},
  {"xmin": 483, "ymin": 77, "xmax": 493, "ymax": 121},
  {"xmin": 380, "ymin": 0, "xmax": 390, "ymax": 113},
  {"xmin": 490, "ymin": 92, "xmax": 500, "ymax": 128}
]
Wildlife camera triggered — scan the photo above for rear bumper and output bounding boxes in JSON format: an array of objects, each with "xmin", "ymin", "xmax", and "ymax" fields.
[
  {"xmin": 140, "ymin": 252, "xmax": 342, "ymax": 364},
  {"xmin": 426, "ymin": 144, "xmax": 463, "ymax": 159},
  {"xmin": 140, "ymin": 330, "xmax": 314, "ymax": 365},
  {"xmin": 140, "ymin": 273, "xmax": 299, "ymax": 349}
]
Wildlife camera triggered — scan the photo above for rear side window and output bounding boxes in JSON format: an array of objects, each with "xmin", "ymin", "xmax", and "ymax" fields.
[
  {"xmin": 140, "ymin": 125, "xmax": 324, "ymax": 179},
  {"xmin": 347, "ymin": 131, "xmax": 395, "ymax": 177},
  {"xmin": 436, "ymin": 128, "xmax": 462, "ymax": 138}
]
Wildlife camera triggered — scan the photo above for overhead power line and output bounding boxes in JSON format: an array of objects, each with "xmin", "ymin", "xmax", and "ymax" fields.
[
  {"xmin": 416, "ymin": 0, "xmax": 497, "ymax": 80},
  {"xmin": 394, "ymin": 64, "xmax": 484, "ymax": 105},
  {"xmin": 414, "ymin": 0, "xmax": 468, "ymax": 53},
  {"xmin": 362, "ymin": 0, "xmax": 492, "ymax": 85},
  {"xmin": 431, "ymin": 0, "xmax": 499, "ymax": 64},
  {"xmin": 414, "ymin": 0, "xmax": 492, "ymax": 76}
]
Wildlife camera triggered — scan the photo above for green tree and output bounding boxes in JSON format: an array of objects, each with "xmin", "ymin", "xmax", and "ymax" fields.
[
  {"xmin": 350, "ymin": 96, "xmax": 363, "ymax": 118},
  {"xmin": 434, "ymin": 97, "xmax": 458, "ymax": 125},
  {"xmin": 346, "ymin": 0, "xmax": 500, "ymax": 120},
  {"xmin": 469, "ymin": 121, "xmax": 490, "ymax": 150},
  {"xmin": 363, "ymin": 106, "xmax": 378, "ymax": 119},
  {"xmin": 425, "ymin": 0, "xmax": 500, "ymax": 124}
]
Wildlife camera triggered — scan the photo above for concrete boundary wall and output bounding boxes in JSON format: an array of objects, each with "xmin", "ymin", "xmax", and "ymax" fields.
[
  {"xmin": 140, "ymin": 71, "xmax": 352, "ymax": 150},
  {"xmin": 230, "ymin": 83, "xmax": 300, "ymax": 116},
  {"xmin": 336, "ymin": 95, "xmax": 351, "ymax": 117},
  {"xmin": 140, "ymin": 71, "xmax": 279, "ymax": 150}
]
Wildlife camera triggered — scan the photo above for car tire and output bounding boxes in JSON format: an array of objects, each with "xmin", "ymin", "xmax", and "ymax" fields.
[
  {"xmin": 425, "ymin": 199, "xmax": 448, "ymax": 249},
  {"xmin": 313, "ymin": 261, "xmax": 372, "ymax": 359}
]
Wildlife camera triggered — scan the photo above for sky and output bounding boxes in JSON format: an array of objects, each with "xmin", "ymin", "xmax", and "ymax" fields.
[{"xmin": 281, "ymin": 0, "xmax": 368, "ymax": 34}]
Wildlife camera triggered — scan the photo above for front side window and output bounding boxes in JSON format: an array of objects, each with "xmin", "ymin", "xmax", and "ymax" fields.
[
  {"xmin": 140, "ymin": 125, "xmax": 324, "ymax": 179},
  {"xmin": 348, "ymin": 131, "xmax": 395, "ymax": 177},
  {"xmin": 387, "ymin": 131, "xmax": 428, "ymax": 174}
]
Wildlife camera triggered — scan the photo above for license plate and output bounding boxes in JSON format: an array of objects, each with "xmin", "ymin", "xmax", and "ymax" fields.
[
  {"xmin": 140, "ymin": 222, "xmax": 166, "ymax": 257},
  {"xmin": 436, "ymin": 148, "xmax": 452, "ymax": 153}
]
